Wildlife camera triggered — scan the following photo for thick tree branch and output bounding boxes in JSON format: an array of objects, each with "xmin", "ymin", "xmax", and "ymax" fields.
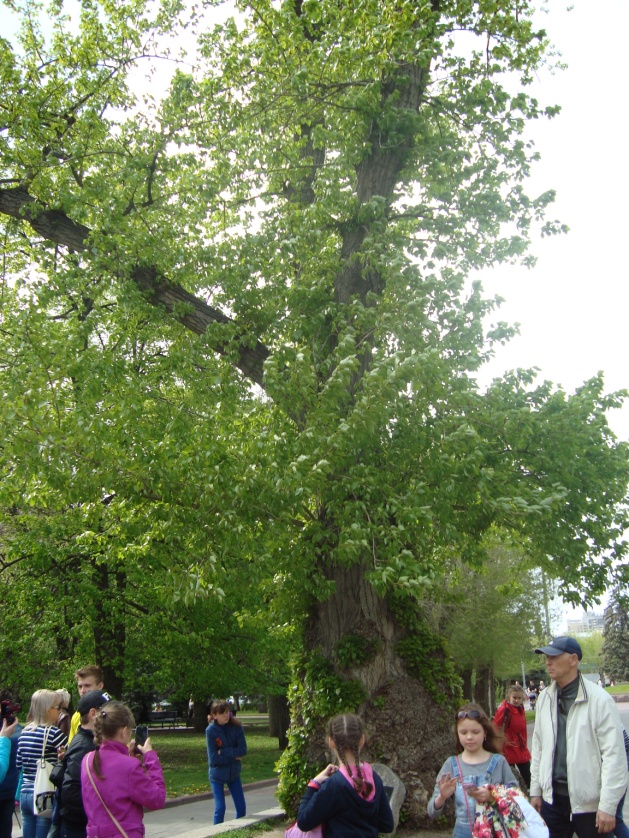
[{"xmin": 0, "ymin": 186, "xmax": 269, "ymax": 387}]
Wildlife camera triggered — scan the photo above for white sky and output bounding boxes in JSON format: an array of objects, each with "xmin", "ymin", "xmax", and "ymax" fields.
[{"xmin": 475, "ymin": 0, "xmax": 629, "ymax": 445}]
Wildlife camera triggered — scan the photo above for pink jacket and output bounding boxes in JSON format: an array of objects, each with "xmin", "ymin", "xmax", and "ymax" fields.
[{"xmin": 81, "ymin": 740, "xmax": 166, "ymax": 838}]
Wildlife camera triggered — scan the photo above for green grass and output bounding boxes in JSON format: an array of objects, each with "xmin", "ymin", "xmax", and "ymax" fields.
[
  {"xmin": 606, "ymin": 683, "xmax": 629, "ymax": 695},
  {"xmin": 153, "ymin": 723, "xmax": 280, "ymax": 798}
]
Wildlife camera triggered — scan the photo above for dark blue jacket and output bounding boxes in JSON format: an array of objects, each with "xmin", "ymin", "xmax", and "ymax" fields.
[
  {"xmin": 206, "ymin": 721, "xmax": 247, "ymax": 784},
  {"xmin": 0, "ymin": 723, "xmax": 22, "ymax": 800},
  {"xmin": 297, "ymin": 768, "xmax": 394, "ymax": 838}
]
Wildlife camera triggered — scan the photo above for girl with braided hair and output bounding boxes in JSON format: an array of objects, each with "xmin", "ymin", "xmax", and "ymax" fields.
[
  {"xmin": 80, "ymin": 702, "xmax": 165, "ymax": 838},
  {"xmin": 296, "ymin": 713, "xmax": 394, "ymax": 838}
]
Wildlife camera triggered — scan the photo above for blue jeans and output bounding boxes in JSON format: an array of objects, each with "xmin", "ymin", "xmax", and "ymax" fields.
[
  {"xmin": 210, "ymin": 779, "xmax": 246, "ymax": 824},
  {"xmin": 542, "ymin": 794, "xmax": 613, "ymax": 838},
  {"xmin": 20, "ymin": 791, "xmax": 53, "ymax": 838},
  {"xmin": 615, "ymin": 793, "xmax": 629, "ymax": 838}
]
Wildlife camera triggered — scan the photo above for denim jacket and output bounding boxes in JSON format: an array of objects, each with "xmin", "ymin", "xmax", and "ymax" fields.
[{"xmin": 428, "ymin": 753, "xmax": 517, "ymax": 831}]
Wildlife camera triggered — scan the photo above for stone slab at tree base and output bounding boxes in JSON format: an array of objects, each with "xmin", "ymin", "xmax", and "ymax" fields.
[{"xmin": 373, "ymin": 762, "xmax": 407, "ymax": 833}]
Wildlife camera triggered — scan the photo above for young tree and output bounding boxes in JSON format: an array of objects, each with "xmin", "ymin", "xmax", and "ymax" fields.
[
  {"xmin": 602, "ymin": 589, "xmax": 629, "ymax": 683},
  {"xmin": 1, "ymin": 0, "xmax": 628, "ymax": 823},
  {"xmin": 435, "ymin": 538, "xmax": 554, "ymax": 713}
]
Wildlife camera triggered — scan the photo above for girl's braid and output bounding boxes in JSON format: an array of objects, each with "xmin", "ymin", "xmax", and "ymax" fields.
[{"xmin": 327, "ymin": 714, "xmax": 373, "ymax": 799}]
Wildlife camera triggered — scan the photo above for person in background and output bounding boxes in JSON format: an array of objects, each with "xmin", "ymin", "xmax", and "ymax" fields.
[
  {"xmin": 206, "ymin": 700, "xmax": 247, "ymax": 824},
  {"xmin": 54, "ymin": 692, "xmax": 71, "ymax": 740},
  {"xmin": 612, "ymin": 726, "xmax": 629, "ymax": 838},
  {"xmin": 56, "ymin": 690, "xmax": 110, "ymax": 838},
  {"xmin": 16, "ymin": 690, "xmax": 67, "ymax": 838},
  {"xmin": 493, "ymin": 684, "xmax": 532, "ymax": 788},
  {"xmin": 0, "ymin": 695, "xmax": 21, "ymax": 838},
  {"xmin": 67, "ymin": 668, "xmax": 110, "ymax": 745}
]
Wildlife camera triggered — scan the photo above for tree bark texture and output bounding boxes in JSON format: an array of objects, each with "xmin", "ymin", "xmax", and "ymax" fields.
[
  {"xmin": 193, "ymin": 700, "xmax": 209, "ymax": 733},
  {"xmin": 303, "ymin": 562, "xmax": 454, "ymax": 826},
  {"xmin": 268, "ymin": 694, "xmax": 291, "ymax": 750}
]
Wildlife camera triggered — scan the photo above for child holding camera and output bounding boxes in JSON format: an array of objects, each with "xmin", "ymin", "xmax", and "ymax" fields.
[{"xmin": 81, "ymin": 702, "xmax": 165, "ymax": 838}]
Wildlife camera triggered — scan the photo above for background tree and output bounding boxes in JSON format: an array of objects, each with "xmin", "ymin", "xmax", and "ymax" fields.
[
  {"xmin": 602, "ymin": 589, "xmax": 629, "ymax": 682},
  {"xmin": 432, "ymin": 536, "xmax": 553, "ymax": 713},
  {"xmin": 1, "ymin": 0, "xmax": 629, "ymax": 824}
]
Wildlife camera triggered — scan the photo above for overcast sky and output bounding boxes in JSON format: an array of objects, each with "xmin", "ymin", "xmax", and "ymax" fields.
[
  {"xmin": 474, "ymin": 0, "xmax": 629, "ymax": 623},
  {"xmin": 474, "ymin": 0, "xmax": 629, "ymax": 448}
]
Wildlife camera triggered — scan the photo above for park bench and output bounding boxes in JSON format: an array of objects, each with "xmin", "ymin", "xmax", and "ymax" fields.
[{"xmin": 148, "ymin": 710, "xmax": 180, "ymax": 728}]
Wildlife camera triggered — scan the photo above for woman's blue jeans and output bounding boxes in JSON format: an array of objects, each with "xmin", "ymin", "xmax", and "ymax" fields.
[
  {"xmin": 211, "ymin": 778, "xmax": 246, "ymax": 824},
  {"xmin": 20, "ymin": 791, "xmax": 53, "ymax": 838}
]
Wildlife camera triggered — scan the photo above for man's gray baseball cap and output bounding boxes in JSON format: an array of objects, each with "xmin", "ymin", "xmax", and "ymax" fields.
[{"xmin": 534, "ymin": 636, "xmax": 582, "ymax": 660}]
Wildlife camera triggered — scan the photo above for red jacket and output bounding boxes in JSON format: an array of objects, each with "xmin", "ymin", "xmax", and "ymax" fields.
[{"xmin": 493, "ymin": 700, "xmax": 531, "ymax": 764}]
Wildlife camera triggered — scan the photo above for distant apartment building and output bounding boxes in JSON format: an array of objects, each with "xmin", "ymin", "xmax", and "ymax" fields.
[{"xmin": 567, "ymin": 610, "xmax": 605, "ymax": 634}]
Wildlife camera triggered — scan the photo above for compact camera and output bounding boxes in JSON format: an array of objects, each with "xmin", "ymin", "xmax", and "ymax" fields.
[{"xmin": 0, "ymin": 699, "xmax": 20, "ymax": 726}]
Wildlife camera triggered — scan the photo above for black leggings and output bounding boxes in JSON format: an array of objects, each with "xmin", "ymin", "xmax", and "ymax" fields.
[{"xmin": 513, "ymin": 760, "xmax": 531, "ymax": 788}]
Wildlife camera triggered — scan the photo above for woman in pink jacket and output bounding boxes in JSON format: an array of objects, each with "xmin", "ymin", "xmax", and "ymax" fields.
[{"xmin": 81, "ymin": 702, "xmax": 165, "ymax": 838}]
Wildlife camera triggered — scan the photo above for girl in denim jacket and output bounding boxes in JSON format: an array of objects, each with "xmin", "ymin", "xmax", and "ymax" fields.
[{"xmin": 428, "ymin": 703, "xmax": 518, "ymax": 838}]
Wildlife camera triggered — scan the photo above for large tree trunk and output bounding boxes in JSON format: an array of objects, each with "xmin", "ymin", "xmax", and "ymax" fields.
[
  {"xmin": 193, "ymin": 700, "xmax": 208, "ymax": 733},
  {"xmin": 300, "ymin": 562, "xmax": 456, "ymax": 827},
  {"xmin": 269, "ymin": 694, "xmax": 290, "ymax": 750}
]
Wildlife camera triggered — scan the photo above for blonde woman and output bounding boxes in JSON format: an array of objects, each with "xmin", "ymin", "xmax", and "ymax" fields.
[{"xmin": 16, "ymin": 690, "xmax": 67, "ymax": 838}]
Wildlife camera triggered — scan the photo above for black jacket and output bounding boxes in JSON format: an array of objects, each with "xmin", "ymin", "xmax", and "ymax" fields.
[{"xmin": 60, "ymin": 726, "xmax": 97, "ymax": 827}]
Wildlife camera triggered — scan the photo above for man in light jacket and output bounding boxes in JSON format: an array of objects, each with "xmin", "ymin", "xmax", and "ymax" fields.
[{"xmin": 530, "ymin": 636, "xmax": 627, "ymax": 838}]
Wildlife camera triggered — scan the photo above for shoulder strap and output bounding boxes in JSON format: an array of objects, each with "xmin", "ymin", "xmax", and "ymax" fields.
[
  {"xmin": 86, "ymin": 753, "xmax": 131, "ymax": 838},
  {"xmin": 502, "ymin": 706, "xmax": 510, "ymax": 730},
  {"xmin": 40, "ymin": 727, "xmax": 51, "ymax": 762},
  {"xmin": 450, "ymin": 756, "xmax": 460, "ymax": 778},
  {"xmin": 486, "ymin": 753, "xmax": 500, "ymax": 776},
  {"xmin": 455, "ymin": 756, "xmax": 475, "ymax": 829}
]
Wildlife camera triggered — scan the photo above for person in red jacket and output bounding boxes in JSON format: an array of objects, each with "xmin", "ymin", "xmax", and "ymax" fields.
[{"xmin": 493, "ymin": 685, "xmax": 531, "ymax": 788}]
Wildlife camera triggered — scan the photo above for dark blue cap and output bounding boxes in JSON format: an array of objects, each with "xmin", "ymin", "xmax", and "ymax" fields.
[{"xmin": 534, "ymin": 636, "xmax": 582, "ymax": 660}]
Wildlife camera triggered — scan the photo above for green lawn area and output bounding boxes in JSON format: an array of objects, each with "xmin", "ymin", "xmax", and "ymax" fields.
[
  {"xmin": 606, "ymin": 682, "xmax": 629, "ymax": 695},
  {"xmin": 153, "ymin": 723, "xmax": 280, "ymax": 798}
]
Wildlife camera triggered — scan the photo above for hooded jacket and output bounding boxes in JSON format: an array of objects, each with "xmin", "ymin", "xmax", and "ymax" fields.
[
  {"xmin": 81, "ymin": 740, "xmax": 165, "ymax": 838},
  {"xmin": 530, "ymin": 674, "xmax": 627, "ymax": 815}
]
